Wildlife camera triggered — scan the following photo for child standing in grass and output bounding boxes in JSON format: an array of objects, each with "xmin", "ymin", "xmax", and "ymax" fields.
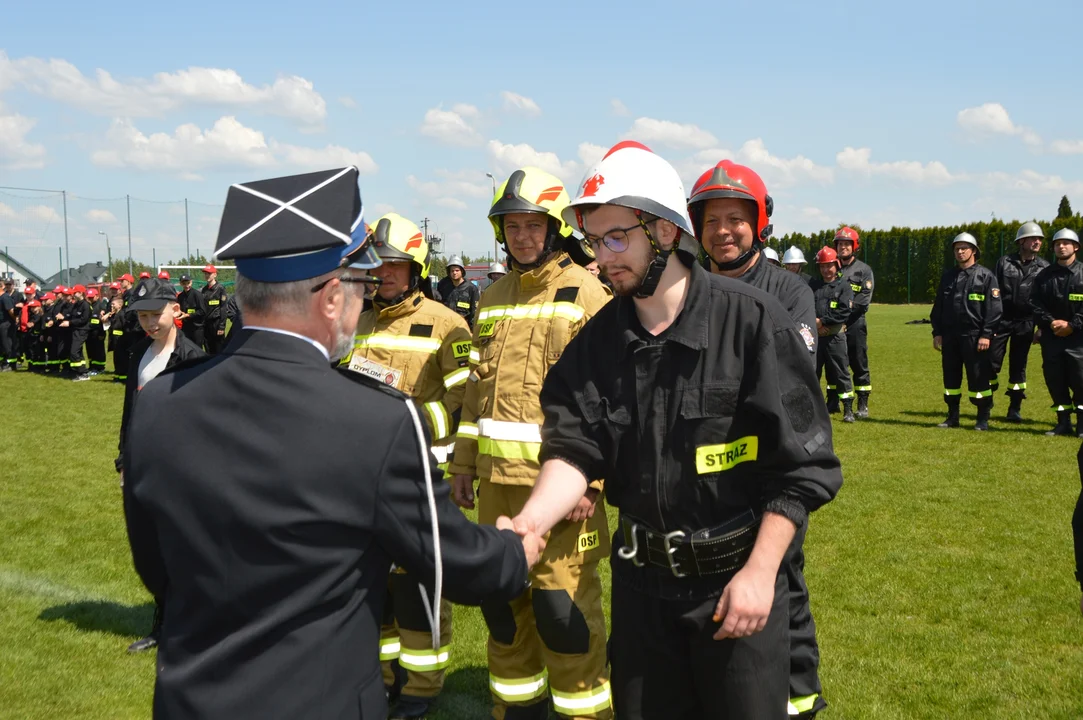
[{"xmin": 115, "ymin": 277, "xmax": 205, "ymax": 653}]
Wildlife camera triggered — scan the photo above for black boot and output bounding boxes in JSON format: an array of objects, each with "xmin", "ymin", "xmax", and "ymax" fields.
[
  {"xmin": 937, "ymin": 399, "xmax": 960, "ymax": 428},
  {"xmin": 856, "ymin": 391, "xmax": 870, "ymax": 418},
  {"xmin": 1005, "ymin": 393, "xmax": 1023, "ymax": 422},
  {"xmin": 825, "ymin": 389, "xmax": 839, "ymax": 414},
  {"xmin": 974, "ymin": 404, "xmax": 991, "ymax": 431},
  {"xmin": 1046, "ymin": 410, "xmax": 1074, "ymax": 436},
  {"xmin": 388, "ymin": 695, "xmax": 433, "ymax": 720},
  {"xmin": 842, "ymin": 398, "xmax": 856, "ymax": 423}
]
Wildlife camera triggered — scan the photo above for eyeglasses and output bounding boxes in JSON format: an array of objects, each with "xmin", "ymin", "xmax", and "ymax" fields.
[{"xmin": 584, "ymin": 220, "xmax": 654, "ymax": 255}]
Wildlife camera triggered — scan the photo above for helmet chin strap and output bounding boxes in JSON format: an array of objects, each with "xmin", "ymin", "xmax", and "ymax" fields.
[
  {"xmin": 373, "ymin": 273, "xmax": 421, "ymax": 309},
  {"xmin": 709, "ymin": 242, "xmax": 760, "ymax": 273},
  {"xmin": 506, "ymin": 218, "xmax": 561, "ymax": 272},
  {"xmin": 633, "ymin": 213, "xmax": 673, "ymax": 299}
]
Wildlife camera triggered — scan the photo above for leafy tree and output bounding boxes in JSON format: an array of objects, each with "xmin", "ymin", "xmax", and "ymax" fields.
[{"xmin": 1058, "ymin": 195, "xmax": 1073, "ymax": 219}]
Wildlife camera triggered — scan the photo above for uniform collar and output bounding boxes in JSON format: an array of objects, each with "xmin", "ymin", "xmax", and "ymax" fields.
[
  {"xmin": 237, "ymin": 326, "xmax": 330, "ymax": 361},
  {"xmin": 513, "ymin": 251, "xmax": 574, "ymax": 290},
  {"xmin": 615, "ymin": 255, "xmax": 710, "ymax": 358},
  {"xmin": 374, "ymin": 289, "xmax": 424, "ymax": 321}
]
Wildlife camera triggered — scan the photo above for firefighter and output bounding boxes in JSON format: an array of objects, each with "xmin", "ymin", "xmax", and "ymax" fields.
[
  {"xmin": 177, "ymin": 274, "xmax": 208, "ymax": 349},
  {"xmin": 688, "ymin": 159, "xmax": 826, "ymax": 717},
  {"xmin": 835, "ymin": 227, "xmax": 875, "ymax": 417},
  {"xmin": 783, "ymin": 246, "xmax": 813, "ymax": 285},
  {"xmin": 86, "ymin": 287, "xmax": 109, "ymax": 375},
  {"xmin": 931, "ymin": 232, "xmax": 1002, "ymax": 431},
  {"xmin": 1029, "ymin": 228, "xmax": 1083, "ymax": 436},
  {"xmin": 344, "ymin": 213, "xmax": 472, "ymax": 720},
  {"xmin": 113, "ymin": 273, "xmax": 139, "ymax": 382},
  {"xmin": 437, "ymin": 256, "xmax": 480, "ymax": 328},
  {"xmin": 64, "ymin": 284, "xmax": 92, "ymax": 381},
  {"xmin": 689, "ymin": 160, "xmax": 818, "ymax": 359},
  {"xmin": 200, "ymin": 264, "xmax": 229, "ymax": 354},
  {"xmin": 992, "ymin": 222, "xmax": 1049, "ymax": 421},
  {"xmin": 1076, "ymin": 443, "xmax": 1083, "ymax": 616},
  {"xmin": 40, "ymin": 291, "xmax": 58, "ymax": 373},
  {"xmin": 509, "ymin": 140, "xmax": 843, "ymax": 719},
  {"xmin": 0, "ymin": 278, "xmax": 15, "ymax": 371},
  {"xmin": 25, "ymin": 299, "xmax": 45, "ymax": 371},
  {"xmin": 763, "ymin": 246, "xmax": 781, "ymax": 266},
  {"xmin": 448, "ymin": 166, "xmax": 613, "ymax": 720},
  {"xmin": 52, "ymin": 286, "xmax": 73, "ymax": 375},
  {"xmin": 488, "ymin": 262, "xmax": 507, "ymax": 284},
  {"xmin": 810, "ymin": 247, "xmax": 856, "ymax": 423}
]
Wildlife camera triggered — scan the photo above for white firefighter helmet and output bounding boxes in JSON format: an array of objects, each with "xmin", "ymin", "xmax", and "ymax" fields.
[
  {"xmin": 563, "ymin": 141, "xmax": 693, "ymax": 237},
  {"xmin": 447, "ymin": 255, "xmax": 465, "ymax": 270},
  {"xmin": 1016, "ymin": 221, "xmax": 1044, "ymax": 242},
  {"xmin": 1052, "ymin": 228, "xmax": 1080, "ymax": 246},
  {"xmin": 488, "ymin": 262, "xmax": 506, "ymax": 277},
  {"xmin": 782, "ymin": 246, "xmax": 807, "ymax": 265},
  {"xmin": 952, "ymin": 232, "xmax": 980, "ymax": 258},
  {"xmin": 762, "ymin": 247, "xmax": 780, "ymax": 265}
]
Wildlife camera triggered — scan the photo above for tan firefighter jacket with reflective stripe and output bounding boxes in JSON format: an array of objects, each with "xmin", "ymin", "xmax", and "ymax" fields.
[
  {"xmin": 448, "ymin": 251, "xmax": 612, "ymax": 486},
  {"xmin": 349, "ymin": 290, "xmax": 472, "ymax": 467}
]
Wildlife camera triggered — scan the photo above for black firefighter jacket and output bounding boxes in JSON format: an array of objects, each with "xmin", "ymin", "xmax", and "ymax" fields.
[
  {"xmin": 931, "ymin": 263, "xmax": 1003, "ymax": 338},
  {"xmin": 1030, "ymin": 259, "xmax": 1083, "ymax": 333}
]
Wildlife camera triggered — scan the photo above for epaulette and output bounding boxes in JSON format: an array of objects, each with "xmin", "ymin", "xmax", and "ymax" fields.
[{"xmin": 335, "ymin": 366, "xmax": 410, "ymax": 400}]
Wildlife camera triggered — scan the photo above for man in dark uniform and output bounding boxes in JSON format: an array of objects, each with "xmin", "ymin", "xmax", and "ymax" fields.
[
  {"xmin": 176, "ymin": 273, "xmax": 208, "ymax": 349},
  {"xmin": 200, "ymin": 264, "xmax": 229, "ymax": 354},
  {"xmin": 122, "ymin": 166, "xmax": 536, "ymax": 720},
  {"xmin": 835, "ymin": 227, "xmax": 875, "ymax": 418},
  {"xmin": 52, "ymin": 286, "xmax": 73, "ymax": 376},
  {"xmin": 65, "ymin": 284, "xmax": 92, "ymax": 381},
  {"xmin": 113, "ymin": 273, "xmax": 139, "ymax": 382},
  {"xmin": 0, "ymin": 278, "xmax": 15, "ymax": 371},
  {"xmin": 810, "ymin": 247, "xmax": 856, "ymax": 422},
  {"xmin": 438, "ymin": 256, "xmax": 480, "ymax": 327},
  {"xmin": 992, "ymin": 222, "xmax": 1049, "ymax": 421},
  {"xmin": 931, "ymin": 232, "xmax": 1002, "ymax": 431},
  {"xmin": 510, "ymin": 143, "xmax": 842, "ymax": 719},
  {"xmin": 1075, "ymin": 443, "xmax": 1083, "ymax": 616},
  {"xmin": 225, "ymin": 293, "xmax": 243, "ymax": 342},
  {"xmin": 687, "ymin": 158, "xmax": 827, "ymax": 718},
  {"xmin": 1030, "ymin": 229, "xmax": 1083, "ymax": 436},
  {"xmin": 86, "ymin": 287, "xmax": 110, "ymax": 375}
]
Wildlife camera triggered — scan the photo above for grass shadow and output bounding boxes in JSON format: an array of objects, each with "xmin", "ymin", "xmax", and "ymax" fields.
[
  {"xmin": 39, "ymin": 600, "xmax": 154, "ymax": 638},
  {"xmin": 859, "ymin": 411, "xmax": 1058, "ymax": 435},
  {"xmin": 430, "ymin": 666, "xmax": 493, "ymax": 718}
]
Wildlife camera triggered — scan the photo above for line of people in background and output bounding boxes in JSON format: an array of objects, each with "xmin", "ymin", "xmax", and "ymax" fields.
[{"xmin": 0, "ymin": 264, "xmax": 242, "ymax": 381}]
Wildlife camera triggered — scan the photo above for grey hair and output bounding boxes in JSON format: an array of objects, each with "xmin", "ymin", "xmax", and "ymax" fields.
[{"xmin": 234, "ymin": 274, "xmax": 319, "ymax": 317}]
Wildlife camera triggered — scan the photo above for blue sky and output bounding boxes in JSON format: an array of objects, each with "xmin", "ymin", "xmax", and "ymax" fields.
[{"xmin": 2, "ymin": 0, "xmax": 1081, "ymax": 276}]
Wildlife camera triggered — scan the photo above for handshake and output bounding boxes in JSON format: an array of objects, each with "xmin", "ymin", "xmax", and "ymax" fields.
[{"xmin": 495, "ymin": 515, "xmax": 546, "ymax": 569}]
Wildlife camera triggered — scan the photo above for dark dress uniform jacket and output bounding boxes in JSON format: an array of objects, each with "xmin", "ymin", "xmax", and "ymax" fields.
[
  {"xmin": 538, "ymin": 259, "xmax": 843, "ymax": 599},
  {"xmin": 931, "ymin": 264, "xmax": 1002, "ymax": 338},
  {"xmin": 996, "ymin": 253, "xmax": 1048, "ymax": 328},
  {"xmin": 123, "ymin": 329, "xmax": 528, "ymax": 720},
  {"xmin": 838, "ymin": 257, "xmax": 874, "ymax": 326},
  {"xmin": 736, "ymin": 253, "xmax": 818, "ymax": 357}
]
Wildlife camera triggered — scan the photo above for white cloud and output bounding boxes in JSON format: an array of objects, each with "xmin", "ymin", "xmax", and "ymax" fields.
[
  {"xmin": 500, "ymin": 91, "xmax": 541, "ymax": 117},
  {"xmin": 85, "ymin": 209, "xmax": 118, "ymax": 224},
  {"xmin": 436, "ymin": 197, "xmax": 469, "ymax": 209},
  {"xmin": 623, "ymin": 117, "xmax": 718, "ymax": 150},
  {"xmin": 736, "ymin": 139, "xmax": 833, "ymax": 187},
  {"xmin": 406, "ymin": 170, "xmax": 491, "ymax": 204},
  {"xmin": 0, "ymin": 51, "xmax": 327, "ymax": 128},
  {"xmin": 836, "ymin": 147, "xmax": 956, "ymax": 185},
  {"xmin": 90, "ymin": 116, "xmax": 377, "ymax": 175},
  {"xmin": 957, "ymin": 103, "xmax": 1042, "ymax": 147},
  {"xmin": 674, "ymin": 148, "xmax": 734, "ymax": 189},
  {"xmin": 610, "ymin": 99, "xmax": 630, "ymax": 117},
  {"xmin": 25, "ymin": 205, "xmax": 62, "ymax": 223},
  {"xmin": 977, "ymin": 169, "xmax": 1083, "ymax": 197},
  {"xmin": 370, "ymin": 203, "xmax": 396, "ymax": 218},
  {"xmin": 338, "ymin": 95, "xmax": 357, "ymax": 109},
  {"xmin": 0, "ymin": 107, "xmax": 46, "ymax": 169},
  {"xmin": 420, "ymin": 105, "xmax": 483, "ymax": 147},
  {"xmin": 1050, "ymin": 139, "xmax": 1083, "ymax": 155},
  {"xmin": 451, "ymin": 103, "xmax": 480, "ymax": 119},
  {"xmin": 487, "ymin": 140, "xmax": 578, "ymax": 183}
]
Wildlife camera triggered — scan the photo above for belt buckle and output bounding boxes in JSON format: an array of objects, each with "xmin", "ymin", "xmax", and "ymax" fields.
[
  {"xmin": 617, "ymin": 522, "xmax": 644, "ymax": 567},
  {"xmin": 663, "ymin": 530, "xmax": 688, "ymax": 578}
]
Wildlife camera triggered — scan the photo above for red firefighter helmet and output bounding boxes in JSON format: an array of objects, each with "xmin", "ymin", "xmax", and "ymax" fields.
[
  {"xmin": 815, "ymin": 246, "xmax": 839, "ymax": 265},
  {"xmin": 834, "ymin": 226, "xmax": 860, "ymax": 252},
  {"xmin": 687, "ymin": 160, "xmax": 774, "ymax": 241}
]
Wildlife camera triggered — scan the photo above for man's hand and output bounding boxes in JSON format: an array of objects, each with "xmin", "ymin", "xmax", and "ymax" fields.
[
  {"xmin": 977, "ymin": 337, "xmax": 990, "ymax": 352},
  {"xmin": 506, "ymin": 514, "xmax": 546, "ymax": 568},
  {"xmin": 1033, "ymin": 328, "xmax": 1041, "ymax": 342},
  {"xmin": 1053, "ymin": 320, "xmax": 1074, "ymax": 337},
  {"xmin": 712, "ymin": 564, "xmax": 777, "ymax": 640},
  {"xmin": 60, "ymin": 321, "xmax": 69, "ymax": 328},
  {"xmin": 451, "ymin": 474, "xmax": 476, "ymax": 510},
  {"xmin": 217, "ymin": 329, "xmax": 225, "ymax": 336},
  {"xmin": 933, "ymin": 335, "xmax": 943, "ymax": 351},
  {"xmin": 564, "ymin": 487, "xmax": 600, "ymax": 523}
]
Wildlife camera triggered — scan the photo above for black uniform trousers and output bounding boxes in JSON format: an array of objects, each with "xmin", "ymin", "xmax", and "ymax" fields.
[
  {"xmin": 1074, "ymin": 442, "xmax": 1083, "ymax": 592},
  {"xmin": 784, "ymin": 522, "xmax": 825, "ymax": 717},
  {"xmin": 0, "ymin": 321, "xmax": 12, "ymax": 367},
  {"xmin": 182, "ymin": 323, "xmax": 205, "ymax": 351},
  {"xmin": 203, "ymin": 330, "xmax": 225, "ymax": 355},
  {"xmin": 86, "ymin": 332, "xmax": 107, "ymax": 371},
  {"xmin": 1039, "ymin": 334, "xmax": 1083, "ymax": 411},
  {"xmin": 28, "ymin": 334, "xmax": 45, "ymax": 370},
  {"xmin": 113, "ymin": 332, "xmax": 134, "ymax": 379},
  {"xmin": 817, "ymin": 332, "xmax": 853, "ymax": 401},
  {"xmin": 55, "ymin": 328, "xmax": 71, "ymax": 373},
  {"xmin": 846, "ymin": 318, "xmax": 871, "ymax": 393},
  {"xmin": 941, "ymin": 333, "xmax": 993, "ymax": 407},
  {"xmin": 610, "ymin": 571, "xmax": 788, "ymax": 719},
  {"xmin": 990, "ymin": 321, "xmax": 1035, "ymax": 395},
  {"xmin": 69, "ymin": 329, "xmax": 89, "ymax": 376}
]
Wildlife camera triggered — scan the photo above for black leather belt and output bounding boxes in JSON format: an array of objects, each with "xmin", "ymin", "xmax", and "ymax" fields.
[{"xmin": 617, "ymin": 511, "xmax": 760, "ymax": 578}]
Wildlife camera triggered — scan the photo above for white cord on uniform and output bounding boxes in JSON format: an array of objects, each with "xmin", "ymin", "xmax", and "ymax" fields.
[{"xmin": 403, "ymin": 399, "xmax": 443, "ymax": 651}]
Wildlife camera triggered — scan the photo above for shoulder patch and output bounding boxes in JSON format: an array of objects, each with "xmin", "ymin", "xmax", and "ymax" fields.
[
  {"xmin": 558, "ymin": 257, "xmax": 573, "ymax": 268},
  {"xmin": 336, "ymin": 366, "xmax": 410, "ymax": 399},
  {"xmin": 554, "ymin": 286, "xmax": 580, "ymax": 304},
  {"xmin": 992, "ymin": 287, "xmax": 1000, "ymax": 298},
  {"xmin": 409, "ymin": 324, "xmax": 434, "ymax": 337},
  {"xmin": 865, "ymin": 279, "xmax": 873, "ymax": 289}
]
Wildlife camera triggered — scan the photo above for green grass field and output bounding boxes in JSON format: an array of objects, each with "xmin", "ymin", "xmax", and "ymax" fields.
[{"xmin": 2, "ymin": 304, "xmax": 1082, "ymax": 719}]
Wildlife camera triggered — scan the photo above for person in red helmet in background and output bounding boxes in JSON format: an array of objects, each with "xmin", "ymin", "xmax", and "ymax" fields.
[
  {"xmin": 51, "ymin": 286, "xmax": 73, "ymax": 375},
  {"xmin": 86, "ymin": 287, "xmax": 110, "ymax": 375},
  {"xmin": 688, "ymin": 160, "xmax": 817, "ymax": 360},
  {"xmin": 64, "ymin": 284, "xmax": 93, "ymax": 381},
  {"xmin": 113, "ymin": 273, "xmax": 140, "ymax": 382},
  {"xmin": 834, "ymin": 227, "xmax": 875, "ymax": 418},
  {"xmin": 139, "ymin": 271, "xmax": 151, "ymax": 280},
  {"xmin": 157, "ymin": 270, "xmax": 170, "ymax": 280},
  {"xmin": 200, "ymin": 264, "xmax": 229, "ymax": 354},
  {"xmin": 25, "ymin": 299, "xmax": 45, "ymax": 371},
  {"xmin": 809, "ymin": 248, "xmax": 856, "ymax": 423},
  {"xmin": 688, "ymin": 159, "xmax": 827, "ymax": 718}
]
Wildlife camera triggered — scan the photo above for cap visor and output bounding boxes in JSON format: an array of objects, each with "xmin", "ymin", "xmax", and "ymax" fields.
[
  {"xmin": 346, "ymin": 242, "xmax": 383, "ymax": 270},
  {"xmin": 128, "ymin": 298, "xmax": 172, "ymax": 313}
]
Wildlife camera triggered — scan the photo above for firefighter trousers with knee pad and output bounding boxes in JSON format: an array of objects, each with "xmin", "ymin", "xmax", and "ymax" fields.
[
  {"xmin": 86, "ymin": 334, "xmax": 107, "ymax": 372},
  {"xmin": 610, "ymin": 570, "xmax": 789, "ymax": 719},
  {"xmin": 379, "ymin": 569, "xmax": 453, "ymax": 699},
  {"xmin": 990, "ymin": 321, "xmax": 1035, "ymax": 395},
  {"xmin": 477, "ymin": 478, "xmax": 612, "ymax": 720},
  {"xmin": 846, "ymin": 318, "xmax": 871, "ymax": 394},
  {"xmin": 942, "ymin": 333, "xmax": 994, "ymax": 407},
  {"xmin": 1040, "ymin": 334, "xmax": 1083, "ymax": 410},
  {"xmin": 784, "ymin": 522, "xmax": 827, "ymax": 718},
  {"xmin": 817, "ymin": 333, "xmax": 852, "ymax": 401},
  {"xmin": 69, "ymin": 329, "xmax": 89, "ymax": 375}
]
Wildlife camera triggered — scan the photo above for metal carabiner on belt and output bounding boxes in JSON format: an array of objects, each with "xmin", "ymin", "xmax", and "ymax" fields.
[
  {"xmin": 663, "ymin": 529, "xmax": 688, "ymax": 578},
  {"xmin": 617, "ymin": 522, "xmax": 644, "ymax": 567}
]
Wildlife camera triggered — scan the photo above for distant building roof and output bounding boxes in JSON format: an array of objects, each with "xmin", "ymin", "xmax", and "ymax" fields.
[
  {"xmin": 0, "ymin": 250, "xmax": 48, "ymax": 285},
  {"xmin": 43, "ymin": 262, "xmax": 108, "ymax": 288}
]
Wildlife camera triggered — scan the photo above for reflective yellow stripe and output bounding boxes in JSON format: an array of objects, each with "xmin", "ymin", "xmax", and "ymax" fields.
[
  {"xmin": 837, "ymin": 391, "xmax": 854, "ymax": 399},
  {"xmin": 468, "ymin": 347, "xmax": 481, "ymax": 364},
  {"xmin": 207, "ymin": 300, "xmax": 220, "ymax": 305},
  {"xmin": 424, "ymin": 401, "xmax": 449, "ymax": 440},
  {"xmin": 398, "ymin": 645, "xmax": 451, "ymax": 671},
  {"xmin": 379, "ymin": 637, "xmax": 401, "ymax": 661},
  {"xmin": 551, "ymin": 681, "xmax": 612, "ymax": 714},
  {"xmin": 477, "ymin": 301, "xmax": 586, "ymax": 324},
  {"xmin": 430, "ymin": 441, "xmax": 454, "ymax": 465},
  {"xmin": 969, "ymin": 390, "xmax": 992, "ymax": 399},
  {"xmin": 855, "ymin": 385, "xmax": 872, "ymax": 392},
  {"xmin": 694, "ymin": 436, "xmax": 758, "ymax": 474},
  {"xmin": 444, "ymin": 367, "xmax": 470, "ymax": 389},
  {"xmin": 90, "ymin": 319, "xmax": 101, "ymax": 324},
  {"xmin": 457, "ymin": 422, "xmax": 479, "ymax": 440},
  {"xmin": 967, "ymin": 293, "xmax": 985, "ymax": 301},
  {"xmin": 1070, "ymin": 294, "xmax": 1083, "ymax": 301},
  {"xmin": 478, "ymin": 419, "xmax": 542, "ymax": 442},
  {"xmin": 354, "ymin": 334, "xmax": 442, "ymax": 354},
  {"xmin": 1054, "ymin": 405, "xmax": 1074, "ymax": 412},
  {"xmin": 829, "ymin": 301, "xmax": 838, "ymax": 308},
  {"xmin": 112, "ymin": 330, "xmax": 124, "ymax": 335},
  {"xmin": 478, "ymin": 437, "xmax": 540, "ymax": 461},
  {"xmin": 489, "ymin": 671, "xmax": 549, "ymax": 703},
  {"xmin": 1009, "ymin": 382, "xmax": 1026, "ymax": 390},
  {"xmin": 944, "ymin": 388, "xmax": 962, "ymax": 396},
  {"xmin": 789, "ymin": 694, "xmax": 820, "ymax": 715}
]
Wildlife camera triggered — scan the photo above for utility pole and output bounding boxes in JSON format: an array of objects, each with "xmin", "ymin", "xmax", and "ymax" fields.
[
  {"xmin": 62, "ymin": 191, "xmax": 71, "ymax": 286},
  {"xmin": 185, "ymin": 198, "xmax": 191, "ymax": 260},
  {"xmin": 126, "ymin": 194, "xmax": 133, "ymax": 275}
]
